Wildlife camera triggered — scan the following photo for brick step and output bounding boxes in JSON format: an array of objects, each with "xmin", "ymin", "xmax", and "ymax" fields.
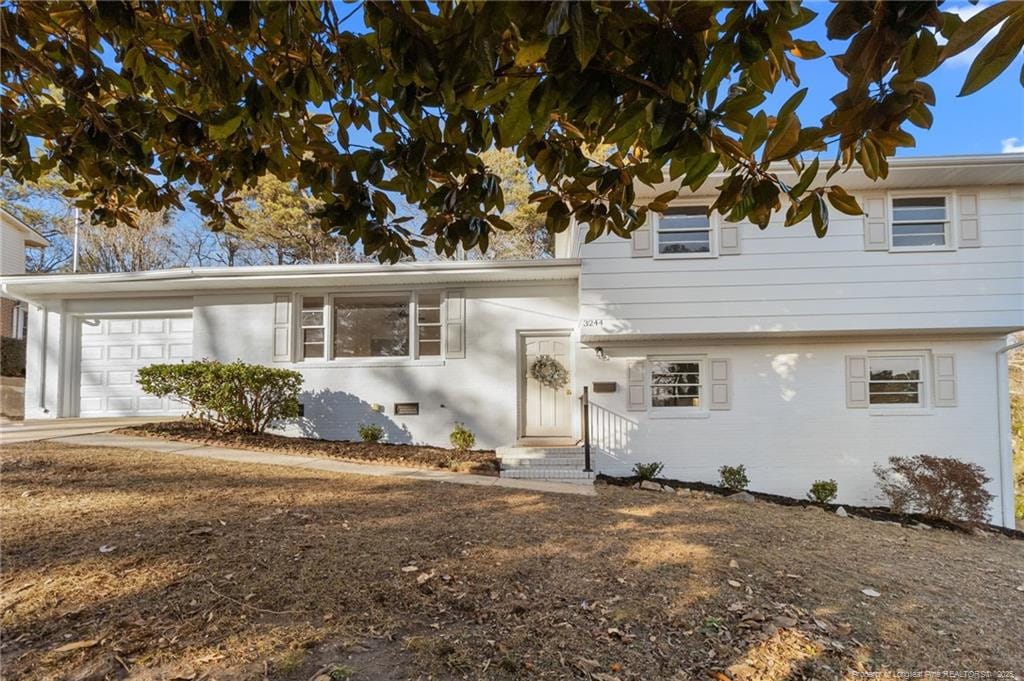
[
  {"xmin": 495, "ymin": 446, "xmax": 583, "ymax": 459},
  {"xmin": 500, "ymin": 457, "xmax": 586, "ymax": 469}
]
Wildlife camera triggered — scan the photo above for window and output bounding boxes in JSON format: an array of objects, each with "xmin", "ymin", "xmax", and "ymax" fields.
[
  {"xmin": 298, "ymin": 291, "xmax": 446, "ymax": 361},
  {"xmin": 657, "ymin": 206, "xmax": 712, "ymax": 256},
  {"xmin": 868, "ymin": 355, "xmax": 924, "ymax": 406},
  {"xmin": 333, "ymin": 295, "xmax": 409, "ymax": 358},
  {"xmin": 12, "ymin": 304, "xmax": 28, "ymax": 340},
  {"xmin": 891, "ymin": 196, "xmax": 949, "ymax": 249},
  {"xmin": 650, "ymin": 359, "xmax": 702, "ymax": 408},
  {"xmin": 301, "ymin": 297, "xmax": 325, "ymax": 359},
  {"xmin": 416, "ymin": 293, "xmax": 442, "ymax": 358}
]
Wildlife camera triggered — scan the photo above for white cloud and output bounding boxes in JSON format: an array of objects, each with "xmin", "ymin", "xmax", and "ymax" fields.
[{"xmin": 1001, "ymin": 137, "xmax": 1024, "ymax": 153}]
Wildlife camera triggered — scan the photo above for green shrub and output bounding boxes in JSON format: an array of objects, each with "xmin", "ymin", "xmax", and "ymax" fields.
[
  {"xmin": 873, "ymin": 455, "xmax": 994, "ymax": 523},
  {"xmin": 449, "ymin": 422, "xmax": 476, "ymax": 451},
  {"xmin": 136, "ymin": 360, "xmax": 302, "ymax": 434},
  {"xmin": 807, "ymin": 479, "xmax": 838, "ymax": 504},
  {"xmin": 632, "ymin": 461, "xmax": 664, "ymax": 481},
  {"xmin": 357, "ymin": 423, "xmax": 385, "ymax": 443},
  {"xmin": 0, "ymin": 336, "xmax": 26, "ymax": 377},
  {"xmin": 718, "ymin": 464, "xmax": 749, "ymax": 491}
]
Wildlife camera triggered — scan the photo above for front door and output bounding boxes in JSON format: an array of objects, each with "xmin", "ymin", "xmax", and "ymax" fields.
[{"xmin": 520, "ymin": 333, "xmax": 574, "ymax": 438}]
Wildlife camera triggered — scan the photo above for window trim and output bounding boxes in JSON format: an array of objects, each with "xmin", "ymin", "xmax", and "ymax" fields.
[
  {"xmin": 866, "ymin": 351, "xmax": 929, "ymax": 410},
  {"xmin": 297, "ymin": 290, "xmax": 446, "ymax": 365},
  {"xmin": 652, "ymin": 204, "xmax": 718, "ymax": 260},
  {"xmin": 647, "ymin": 355, "xmax": 707, "ymax": 415},
  {"xmin": 887, "ymin": 191, "xmax": 955, "ymax": 253}
]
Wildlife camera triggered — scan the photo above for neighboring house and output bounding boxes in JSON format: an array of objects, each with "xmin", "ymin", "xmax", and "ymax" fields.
[
  {"xmin": 0, "ymin": 208, "xmax": 49, "ymax": 339},
  {"xmin": 1, "ymin": 154, "xmax": 1022, "ymax": 526}
]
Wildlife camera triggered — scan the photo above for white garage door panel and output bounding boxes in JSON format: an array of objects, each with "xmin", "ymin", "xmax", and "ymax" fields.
[{"xmin": 79, "ymin": 315, "xmax": 193, "ymax": 417}]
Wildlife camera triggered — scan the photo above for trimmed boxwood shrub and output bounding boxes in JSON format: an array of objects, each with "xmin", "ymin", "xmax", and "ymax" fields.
[
  {"xmin": 137, "ymin": 360, "xmax": 302, "ymax": 434},
  {"xmin": 0, "ymin": 336, "xmax": 26, "ymax": 377},
  {"xmin": 449, "ymin": 422, "xmax": 476, "ymax": 451}
]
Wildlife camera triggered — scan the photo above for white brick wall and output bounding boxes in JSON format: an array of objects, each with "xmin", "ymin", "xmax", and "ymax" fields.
[{"xmin": 575, "ymin": 336, "xmax": 1007, "ymax": 515}]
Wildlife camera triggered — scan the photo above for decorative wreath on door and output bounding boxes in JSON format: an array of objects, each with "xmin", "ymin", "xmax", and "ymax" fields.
[{"xmin": 529, "ymin": 354, "xmax": 570, "ymax": 390}]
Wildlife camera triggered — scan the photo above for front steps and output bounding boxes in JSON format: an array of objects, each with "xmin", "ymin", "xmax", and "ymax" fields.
[{"xmin": 496, "ymin": 445, "xmax": 595, "ymax": 482}]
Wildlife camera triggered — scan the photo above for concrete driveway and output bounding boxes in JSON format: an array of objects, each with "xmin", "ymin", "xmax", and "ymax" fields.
[{"xmin": 0, "ymin": 416, "xmax": 176, "ymax": 445}]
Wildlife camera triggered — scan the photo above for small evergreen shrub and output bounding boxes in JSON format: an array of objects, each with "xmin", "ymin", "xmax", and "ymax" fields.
[
  {"xmin": 873, "ymin": 454, "xmax": 994, "ymax": 523},
  {"xmin": 0, "ymin": 336, "xmax": 26, "ymax": 377},
  {"xmin": 632, "ymin": 461, "xmax": 664, "ymax": 481},
  {"xmin": 357, "ymin": 423, "xmax": 385, "ymax": 443},
  {"xmin": 807, "ymin": 479, "xmax": 839, "ymax": 504},
  {"xmin": 718, "ymin": 464, "xmax": 749, "ymax": 491},
  {"xmin": 136, "ymin": 360, "xmax": 301, "ymax": 433},
  {"xmin": 449, "ymin": 422, "xmax": 476, "ymax": 451}
]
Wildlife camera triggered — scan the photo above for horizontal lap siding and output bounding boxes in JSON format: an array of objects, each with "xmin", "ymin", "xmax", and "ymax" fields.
[
  {"xmin": 192, "ymin": 283, "xmax": 579, "ymax": 449},
  {"xmin": 576, "ymin": 337, "xmax": 1006, "ymax": 516},
  {"xmin": 579, "ymin": 186, "xmax": 1024, "ymax": 335}
]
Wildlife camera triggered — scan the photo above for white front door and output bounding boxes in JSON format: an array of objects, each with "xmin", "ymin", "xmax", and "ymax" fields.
[{"xmin": 521, "ymin": 333, "xmax": 574, "ymax": 438}]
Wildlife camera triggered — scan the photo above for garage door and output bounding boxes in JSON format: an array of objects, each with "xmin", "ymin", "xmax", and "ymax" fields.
[{"xmin": 79, "ymin": 315, "xmax": 193, "ymax": 417}]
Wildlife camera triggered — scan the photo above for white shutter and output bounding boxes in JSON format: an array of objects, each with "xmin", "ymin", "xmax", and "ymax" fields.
[
  {"xmin": 933, "ymin": 354, "xmax": 957, "ymax": 407},
  {"xmin": 708, "ymin": 358, "xmax": 731, "ymax": 410},
  {"xmin": 627, "ymin": 360, "xmax": 646, "ymax": 411},
  {"xmin": 272, "ymin": 294, "xmax": 292, "ymax": 362},
  {"xmin": 444, "ymin": 289, "xmax": 466, "ymax": 359},
  {"xmin": 719, "ymin": 224, "xmax": 741, "ymax": 255},
  {"xmin": 631, "ymin": 226, "xmax": 652, "ymax": 257},
  {"xmin": 863, "ymin": 195, "xmax": 889, "ymax": 251},
  {"xmin": 846, "ymin": 355, "xmax": 869, "ymax": 408},
  {"xmin": 958, "ymin": 193, "xmax": 981, "ymax": 248}
]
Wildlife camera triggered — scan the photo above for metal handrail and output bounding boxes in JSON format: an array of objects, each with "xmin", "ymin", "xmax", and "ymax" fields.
[{"xmin": 580, "ymin": 386, "xmax": 592, "ymax": 472}]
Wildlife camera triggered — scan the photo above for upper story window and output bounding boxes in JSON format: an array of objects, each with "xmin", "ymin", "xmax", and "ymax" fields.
[
  {"xmin": 299, "ymin": 291, "xmax": 444, "ymax": 362},
  {"xmin": 656, "ymin": 206, "xmax": 713, "ymax": 257},
  {"xmin": 868, "ymin": 355, "xmax": 924, "ymax": 406},
  {"xmin": 650, "ymin": 359, "xmax": 702, "ymax": 409},
  {"xmin": 890, "ymin": 196, "xmax": 949, "ymax": 249}
]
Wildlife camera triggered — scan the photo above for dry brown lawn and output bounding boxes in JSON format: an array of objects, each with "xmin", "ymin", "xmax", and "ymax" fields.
[{"xmin": 1, "ymin": 441, "xmax": 1022, "ymax": 681}]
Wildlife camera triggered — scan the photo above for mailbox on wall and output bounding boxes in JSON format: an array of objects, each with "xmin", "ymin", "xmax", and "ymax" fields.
[{"xmin": 592, "ymin": 382, "xmax": 617, "ymax": 393}]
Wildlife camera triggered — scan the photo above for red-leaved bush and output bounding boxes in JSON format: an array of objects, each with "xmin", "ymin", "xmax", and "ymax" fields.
[{"xmin": 873, "ymin": 455, "xmax": 994, "ymax": 523}]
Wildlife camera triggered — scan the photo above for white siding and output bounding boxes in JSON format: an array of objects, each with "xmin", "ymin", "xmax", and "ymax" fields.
[
  {"xmin": 575, "ymin": 336, "xmax": 1007, "ymax": 520},
  {"xmin": 192, "ymin": 283, "xmax": 579, "ymax": 448},
  {"xmin": 579, "ymin": 186, "xmax": 1024, "ymax": 336},
  {"xmin": 1, "ymin": 226, "xmax": 26, "ymax": 276}
]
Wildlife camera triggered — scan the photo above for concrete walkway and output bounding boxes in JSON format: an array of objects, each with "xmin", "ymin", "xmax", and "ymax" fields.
[
  {"xmin": 49, "ymin": 432, "xmax": 597, "ymax": 496},
  {"xmin": 0, "ymin": 416, "xmax": 177, "ymax": 445}
]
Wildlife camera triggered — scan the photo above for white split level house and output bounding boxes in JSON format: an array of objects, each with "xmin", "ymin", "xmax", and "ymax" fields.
[{"xmin": 2, "ymin": 154, "xmax": 1022, "ymax": 526}]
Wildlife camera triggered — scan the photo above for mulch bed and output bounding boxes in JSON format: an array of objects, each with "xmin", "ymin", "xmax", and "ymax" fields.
[
  {"xmin": 115, "ymin": 420, "xmax": 500, "ymax": 476},
  {"xmin": 597, "ymin": 474, "xmax": 1024, "ymax": 540}
]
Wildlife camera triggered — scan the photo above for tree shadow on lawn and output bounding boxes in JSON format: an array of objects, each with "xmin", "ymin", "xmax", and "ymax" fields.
[{"xmin": 1, "ymin": 443, "xmax": 1022, "ymax": 680}]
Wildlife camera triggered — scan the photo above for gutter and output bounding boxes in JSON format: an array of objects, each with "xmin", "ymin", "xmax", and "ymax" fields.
[{"xmin": 996, "ymin": 338, "xmax": 1023, "ymax": 528}]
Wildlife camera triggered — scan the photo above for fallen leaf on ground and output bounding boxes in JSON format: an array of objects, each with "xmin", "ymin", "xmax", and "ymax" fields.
[
  {"xmin": 53, "ymin": 639, "xmax": 99, "ymax": 653},
  {"xmin": 861, "ymin": 588, "xmax": 881, "ymax": 598}
]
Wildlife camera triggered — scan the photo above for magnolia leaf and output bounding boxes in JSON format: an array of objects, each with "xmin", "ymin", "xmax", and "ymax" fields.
[
  {"xmin": 942, "ymin": 1, "xmax": 1021, "ymax": 61},
  {"xmin": 959, "ymin": 14, "xmax": 1024, "ymax": 96},
  {"xmin": 826, "ymin": 186, "xmax": 862, "ymax": 216},
  {"xmin": 208, "ymin": 115, "xmax": 243, "ymax": 140},
  {"xmin": 790, "ymin": 39, "xmax": 825, "ymax": 59},
  {"xmin": 763, "ymin": 113, "xmax": 800, "ymax": 162}
]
